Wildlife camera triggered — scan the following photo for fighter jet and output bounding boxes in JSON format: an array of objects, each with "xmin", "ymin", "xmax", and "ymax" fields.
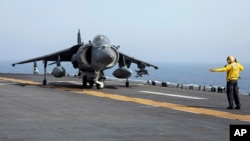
[{"xmin": 12, "ymin": 30, "xmax": 158, "ymax": 89}]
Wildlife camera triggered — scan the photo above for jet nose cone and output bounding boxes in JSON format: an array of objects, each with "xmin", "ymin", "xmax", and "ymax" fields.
[
  {"xmin": 92, "ymin": 46, "xmax": 118, "ymax": 70},
  {"xmin": 100, "ymin": 48, "xmax": 116, "ymax": 64}
]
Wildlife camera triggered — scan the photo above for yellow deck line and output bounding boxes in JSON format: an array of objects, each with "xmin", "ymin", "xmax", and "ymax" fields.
[
  {"xmin": 77, "ymin": 90, "xmax": 250, "ymax": 122},
  {"xmin": 1, "ymin": 76, "xmax": 250, "ymax": 122},
  {"xmin": 0, "ymin": 76, "xmax": 40, "ymax": 85}
]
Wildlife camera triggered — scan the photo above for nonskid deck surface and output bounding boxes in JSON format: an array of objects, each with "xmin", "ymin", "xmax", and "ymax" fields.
[{"xmin": 0, "ymin": 73, "xmax": 250, "ymax": 141}]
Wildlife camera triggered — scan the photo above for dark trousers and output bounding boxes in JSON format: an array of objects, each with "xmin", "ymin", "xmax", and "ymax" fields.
[{"xmin": 226, "ymin": 80, "xmax": 241, "ymax": 107}]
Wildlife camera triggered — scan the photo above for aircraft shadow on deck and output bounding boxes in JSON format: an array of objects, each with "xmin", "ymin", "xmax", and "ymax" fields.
[
  {"xmin": 12, "ymin": 80, "xmax": 143, "ymax": 90},
  {"xmin": 48, "ymin": 81, "xmax": 125, "ymax": 90}
]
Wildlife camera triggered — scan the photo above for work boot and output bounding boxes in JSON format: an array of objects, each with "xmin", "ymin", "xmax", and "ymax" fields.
[{"xmin": 235, "ymin": 106, "xmax": 241, "ymax": 110}]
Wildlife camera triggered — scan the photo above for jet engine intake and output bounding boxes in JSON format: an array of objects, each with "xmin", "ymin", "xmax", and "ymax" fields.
[
  {"xmin": 79, "ymin": 46, "xmax": 91, "ymax": 66},
  {"xmin": 113, "ymin": 67, "xmax": 132, "ymax": 79},
  {"xmin": 75, "ymin": 46, "xmax": 92, "ymax": 69},
  {"xmin": 52, "ymin": 66, "xmax": 66, "ymax": 78}
]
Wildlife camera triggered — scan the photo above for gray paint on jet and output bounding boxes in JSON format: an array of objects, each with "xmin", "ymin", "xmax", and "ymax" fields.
[{"xmin": 12, "ymin": 30, "xmax": 158, "ymax": 89}]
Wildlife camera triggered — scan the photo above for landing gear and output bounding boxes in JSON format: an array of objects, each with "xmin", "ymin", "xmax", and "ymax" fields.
[
  {"xmin": 94, "ymin": 70, "xmax": 105, "ymax": 89},
  {"xmin": 82, "ymin": 75, "xmax": 94, "ymax": 88},
  {"xmin": 82, "ymin": 75, "xmax": 87, "ymax": 88},
  {"xmin": 82, "ymin": 74, "xmax": 105, "ymax": 89},
  {"xmin": 43, "ymin": 80, "xmax": 47, "ymax": 85},
  {"xmin": 96, "ymin": 82, "xmax": 104, "ymax": 89},
  {"xmin": 126, "ymin": 78, "xmax": 129, "ymax": 87},
  {"xmin": 43, "ymin": 60, "xmax": 47, "ymax": 85},
  {"xmin": 89, "ymin": 81, "xmax": 94, "ymax": 88},
  {"xmin": 96, "ymin": 78, "xmax": 105, "ymax": 89}
]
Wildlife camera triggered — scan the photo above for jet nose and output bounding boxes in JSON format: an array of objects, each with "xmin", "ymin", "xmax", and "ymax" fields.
[
  {"xmin": 100, "ymin": 46, "xmax": 116, "ymax": 64},
  {"xmin": 92, "ymin": 46, "xmax": 118, "ymax": 70},
  {"xmin": 102, "ymin": 49, "xmax": 115, "ymax": 63}
]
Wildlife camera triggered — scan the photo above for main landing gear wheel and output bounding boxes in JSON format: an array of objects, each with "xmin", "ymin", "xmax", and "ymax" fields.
[
  {"xmin": 89, "ymin": 81, "xmax": 94, "ymax": 88},
  {"xmin": 82, "ymin": 76, "xmax": 97, "ymax": 89},
  {"xmin": 82, "ymin": 76, "xmax": 87, "ymax": 88}
]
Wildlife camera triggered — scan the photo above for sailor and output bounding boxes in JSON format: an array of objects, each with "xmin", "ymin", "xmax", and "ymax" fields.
[{"xmin": 209, "ymin": 56, "xmax": 244, "ymax": 110}]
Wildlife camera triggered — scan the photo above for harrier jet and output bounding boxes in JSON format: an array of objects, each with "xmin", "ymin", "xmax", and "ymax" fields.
[{"xmin": 12, "ymin": 30, "xmax": 158, "ymax": 89}]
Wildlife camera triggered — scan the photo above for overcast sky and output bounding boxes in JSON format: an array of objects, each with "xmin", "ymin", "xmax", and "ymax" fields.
[{"xmin": 0, "ymin": 0, "xmax": 249, "ymax": 64}]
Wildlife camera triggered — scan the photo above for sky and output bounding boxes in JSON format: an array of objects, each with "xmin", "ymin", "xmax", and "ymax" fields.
[{"xmin": 0, "ymin": 0, "xmax": 250, "ymax": 64}]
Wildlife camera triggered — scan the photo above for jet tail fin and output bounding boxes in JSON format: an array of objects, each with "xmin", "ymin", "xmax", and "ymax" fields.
[{"xmin": 77, "ymin": 29, "xmax": 82, "ymax": 45}]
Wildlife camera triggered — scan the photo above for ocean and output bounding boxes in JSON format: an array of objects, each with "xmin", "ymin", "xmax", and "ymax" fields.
[{"xmin": 1, "ymin": 61, "xmax": 249, "ymax": 95}]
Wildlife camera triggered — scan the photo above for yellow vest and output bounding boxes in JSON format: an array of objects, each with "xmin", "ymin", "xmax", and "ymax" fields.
[{"xmin": 214, "ymin": 62, "xmax": 244, "ymax": 81}]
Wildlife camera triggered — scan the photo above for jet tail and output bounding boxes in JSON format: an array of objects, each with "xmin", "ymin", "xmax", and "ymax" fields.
[{"xmin": 77, "ymin": 29, "xmax": 82, "ymax": 45}]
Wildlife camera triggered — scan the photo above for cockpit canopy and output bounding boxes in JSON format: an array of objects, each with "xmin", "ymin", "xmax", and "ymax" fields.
[{"xmin": 92, "ymin": 35, "xmax": 110, "ymax": 47}]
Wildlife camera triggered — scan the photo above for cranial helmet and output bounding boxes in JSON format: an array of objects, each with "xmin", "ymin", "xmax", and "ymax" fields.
[{"xmin": 227, "ymin": 56, "xmax": 235, "ymax": 64}]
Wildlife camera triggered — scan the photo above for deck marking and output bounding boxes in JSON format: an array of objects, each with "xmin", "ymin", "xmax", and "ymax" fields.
[
  {"xmin": 75, "ymin": 90, "xmax": 250, "ymax": 122},
  {"xmin": 139, "ymin": 91, "xmax": 207, "ymax": 100},
  {"xmin": 1, "ymin": 76, "xmax": 250, "ymax": 122},
  {"xmin": 0, "ymin": 77, "xmax": 40, "ymax": 85}
]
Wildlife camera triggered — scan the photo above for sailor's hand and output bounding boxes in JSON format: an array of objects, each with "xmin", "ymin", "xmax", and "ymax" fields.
[{"xmin": 209, "ymin": 68, "xmax": 216, "ymax": 72}]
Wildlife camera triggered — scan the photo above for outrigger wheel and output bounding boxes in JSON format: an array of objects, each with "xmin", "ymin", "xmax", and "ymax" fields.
[
  {"xmin": 43, "ymin": 79, "xmax": 47, "ymax": 85},
  {"xmin": 126, "ymin": 79, "xmax": 129, "ymax": 87}
]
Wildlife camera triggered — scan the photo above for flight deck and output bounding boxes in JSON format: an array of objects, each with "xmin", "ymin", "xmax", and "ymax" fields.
[{"xmin": 0, "ymin": 73, "xmax": 250, "ymax": 141}]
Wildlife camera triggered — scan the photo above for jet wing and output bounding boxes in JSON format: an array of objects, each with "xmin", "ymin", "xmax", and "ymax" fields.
[
  {"xmin": 12, "ymin": 45, "xmax": 81, "ymax": 66},
  {"xmin": 118, "ymin": 51, "xmax": 158, "ymax": 69}
]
